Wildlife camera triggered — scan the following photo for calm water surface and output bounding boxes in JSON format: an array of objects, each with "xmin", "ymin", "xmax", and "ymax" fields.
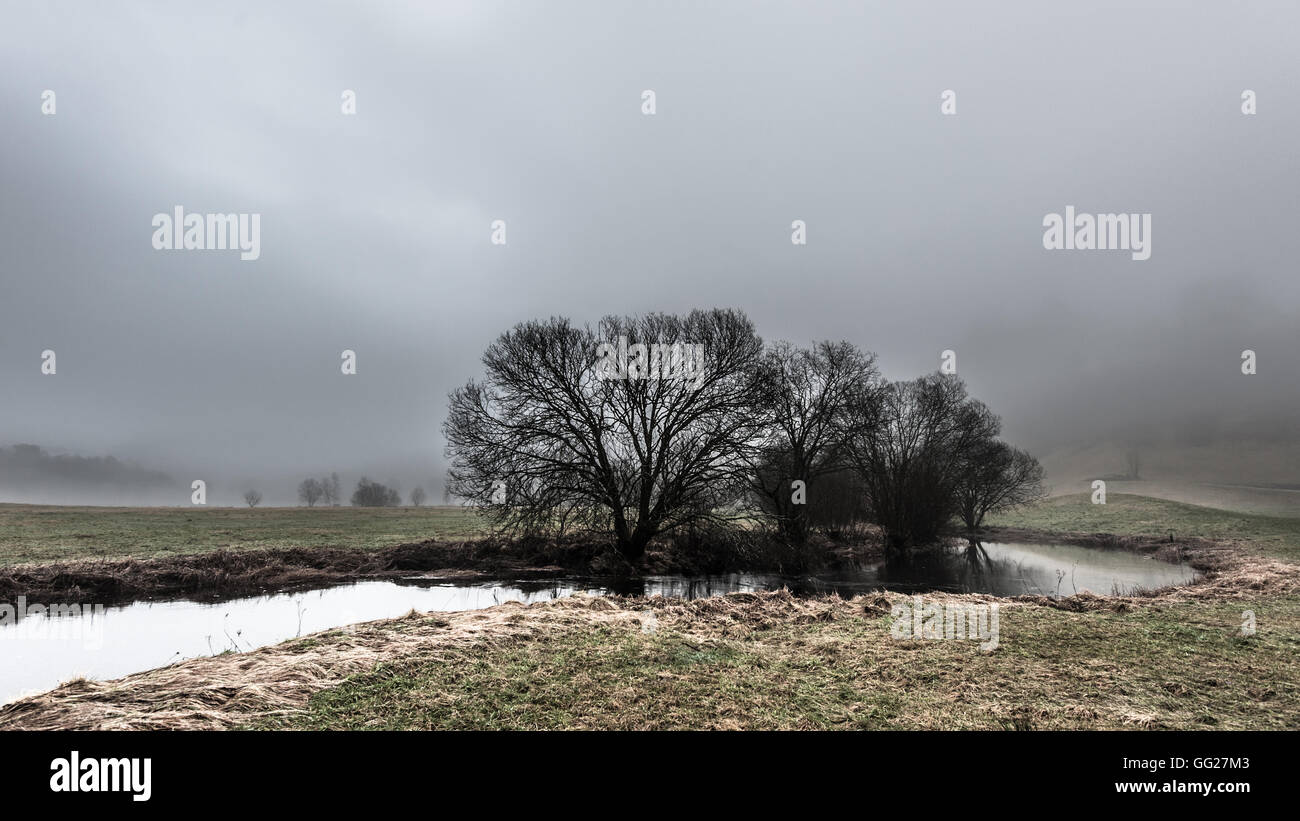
[{"xmin": 0, "ymin": 541, "xmax": 1195, "ymax": 704}]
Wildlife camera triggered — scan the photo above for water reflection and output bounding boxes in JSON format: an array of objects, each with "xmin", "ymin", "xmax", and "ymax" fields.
[
  {"xmin": 838, "ymin": 539, "xmax": 1193, "ymax": 598},
  {"xmin": 605, "ymin": 539, "xmax": 1195, "ymax": 599},
  {"xmin": 0, "ymin": 540, "xmax": 1195, "ymax": 704}
]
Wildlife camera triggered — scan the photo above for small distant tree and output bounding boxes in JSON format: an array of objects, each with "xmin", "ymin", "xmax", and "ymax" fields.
[
  {"xmin": 351, "ymin": 477, "xmax": 400, "ymax": 507},
  {"xmin": 1126, "ymin": 448, "xmax": 1141, "ymax": 480},
  {"xmin": 243, "ymin": 490, "xmax": 263, "ymax": 508},
  {"xmin": 298, "ymin": 478, "xmax": 324, "ymax": 507},
  {"xmin": 410, "ymin": 486, "xmax": 427, "ymax": 507}
]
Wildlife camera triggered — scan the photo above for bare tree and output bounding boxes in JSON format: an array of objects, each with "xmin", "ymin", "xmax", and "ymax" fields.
[
  {"xmin": 321, "ymin": 472, "xmax": 341, "ymax": 506},
  {"xmin": 298, "ymin": 478, "xmax": 324, "ymax": 507},
  {"xmin": 243, "ymin": 489, "xmax": 262, "ymax": 508},
  {"xmin": 954, "ymin": 440, "xmax": 1047, "ymax": 529},
  {"xmin": 1126, "ymin": 447, "xmax": 1141, "ymax": 480},
  {"xmin": 351, "ymin": 477, "xmax": 400, "ymax": 507},
  {"xmin": 747, "ymin": 340, "xmax": 882, "ymax": 544},
  {"xmin": 410, "ymin": 486, "xmax": 427, "ymax": 507},
  {"xmin": 445, "ymin": 309, "xmax": 765, "ymax": 562},
  {"xmin": 845, "ymin": 374, "xmax": 999, "ymax": 552},
  {"xmin": 801, "ymin": 468, "xmax": 873, "ymax": 535}
]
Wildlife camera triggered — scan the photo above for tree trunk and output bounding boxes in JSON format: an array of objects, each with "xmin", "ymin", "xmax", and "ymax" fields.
[
  {"xmin": 617, "ymin": 525, "xmax": 652, "ymax": 563},
  {"xmin": 781, "ymin": 512, "xmax": 810, "ymax": 545}
]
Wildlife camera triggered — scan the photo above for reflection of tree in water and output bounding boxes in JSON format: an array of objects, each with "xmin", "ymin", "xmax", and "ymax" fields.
[
  {"xmin": 400, "ymin": 542, "xmax": 1108, "ymax": 602},
  {"xmin": 963, "ymin": 539, "xmax": 991, "ymax": 574},
  {"xmin": 602, "ymin": 575, "xmax": 773, "ymax": 599},
  {"xmin": 602, "ymin": 546, "xmax": 1044, "ymax": 599},
  {"xmin": 873, "ymin": 540, "xmax": 1027, "ymax": 596}
]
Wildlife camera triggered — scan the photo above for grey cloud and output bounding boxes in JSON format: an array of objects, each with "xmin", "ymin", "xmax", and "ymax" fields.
[{"xmin": 1, "ymin": 1, "xmax": 1296, "ymax": 504}]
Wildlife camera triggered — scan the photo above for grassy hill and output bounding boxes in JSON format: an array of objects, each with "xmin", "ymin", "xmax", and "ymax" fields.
[{"xmin": 989, "ymin": 493, "xmax": 1300, "ymax": 562}]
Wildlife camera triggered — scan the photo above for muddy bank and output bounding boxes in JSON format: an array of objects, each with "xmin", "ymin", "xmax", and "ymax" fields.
[
  {"xmin": 0, "ymin": 534, "xmax": 875, "ymax": 605},
  {"xmin": 0, "ymin": 539, "xmax": 587, "ymax": 606}
]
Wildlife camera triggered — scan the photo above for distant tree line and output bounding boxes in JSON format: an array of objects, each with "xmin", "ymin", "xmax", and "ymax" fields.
[
  {"xmin": 445, "ymin": 308, "xmax": 1046, "ymax": 561},
  {"xmin": 0, "ymin": 444, "xmax": 172, "ymax": 490},
  {"xmin": 293, "ymin": 473, "xmax": 427, "ymax": 508}
]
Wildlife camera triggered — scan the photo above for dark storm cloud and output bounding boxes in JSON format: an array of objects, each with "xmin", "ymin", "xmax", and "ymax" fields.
[{"xmin": 1, "ymin": 0, "xmax": 1296, "ymax": 504}]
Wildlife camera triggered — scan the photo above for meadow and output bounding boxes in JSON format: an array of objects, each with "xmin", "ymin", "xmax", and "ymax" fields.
[
  {"xmin": 0, "ymin": 504, "xmax": 484, "ymax": 567},
  {"xmin": 1, "ymin": 492, "xmax": 1297, "ymax": 730}
]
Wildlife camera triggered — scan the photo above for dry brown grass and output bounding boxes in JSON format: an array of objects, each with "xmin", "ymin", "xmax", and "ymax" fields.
[
  {"xmin": 0, "ymin": 591, "xmax": 885, "ymax": 729},
  {"xmin": 0, "ymin": 596, "xmax": 630, "ymax": 730}
]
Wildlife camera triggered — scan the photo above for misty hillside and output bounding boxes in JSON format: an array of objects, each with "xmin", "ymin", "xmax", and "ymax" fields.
[{"xmin": 0, "ymin": 444, "xmax": 172, "ymax": 506}]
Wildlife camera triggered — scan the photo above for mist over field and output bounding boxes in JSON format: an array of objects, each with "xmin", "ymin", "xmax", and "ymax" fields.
[{"xmin": 1, "ymin": 1, "xmax": 1297, "ymax": 507}]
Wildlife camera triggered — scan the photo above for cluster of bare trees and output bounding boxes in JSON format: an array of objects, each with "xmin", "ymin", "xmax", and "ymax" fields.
[
  {"xmin": 245, "ymin": 475, "xmax": 430, "ymax": 509},
  {"xmin": 350, "ymin": 477, "xmax": 401, "ymax": 507},
  {"xmin": 445, "ymin": 308, "xmax": 1046, "ymax": 562},
  {"xmin": 845, "ymin": 374, "xmax": 1006, "ymax": 549},
  {"xmin": 297, "ymin": 473, "xmax": 343, "ymax": 507},
  {"xmin": 295, "ymin": 474, "xmax": 426, "ymax": 507},
  {"xmin": 745, "ymin": 340, "xmax": 878, "ymax": 545}
]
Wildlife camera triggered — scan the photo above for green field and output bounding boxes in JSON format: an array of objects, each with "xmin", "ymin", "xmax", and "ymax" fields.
[
  {"xmin": 0, "ymin": 504, "xmax": 486, "ymax": 566},
  {"xmin": 1073, "ymin": 479, "xmax": 1300, "ymax": 518},
  {"xmin": 3, "ymin": 490, "xmax": 1298, "ymax": 568},
  {"xmin": 254, "ymin": 593, "xmax": 1300, "ymax": 731},
  {"xmin": 987, "ymin": 493, "xmax": 1300, "ymax": 561},
  {"xmin": 4, "ymin": 492, "xmax": 1298, "ymax": 730},
  {"xmin": 251, "ymin": 492, "xmax": 1300, "ymax": 729}
]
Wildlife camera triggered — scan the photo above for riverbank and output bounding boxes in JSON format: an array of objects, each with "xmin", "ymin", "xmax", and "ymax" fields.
[
  {"xmin": 1, "ymin": 493, "xmax": 1297, "ymax": 730},
  {"xmin": 0, "ymin": 532, "xmax": 876, "ymax": 606},
  {"xmin": 3, "ymin": 493, "xmax": 1287, "ymax": 604},
  {"xmin": 3, "ymin": 578, "xmax": 1297, "ymax": 730}
]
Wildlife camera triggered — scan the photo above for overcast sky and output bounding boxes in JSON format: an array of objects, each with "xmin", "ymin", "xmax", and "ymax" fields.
[{"xmin": 2, "ymin": 1, "xmax": 1297, "ymax": 504}]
